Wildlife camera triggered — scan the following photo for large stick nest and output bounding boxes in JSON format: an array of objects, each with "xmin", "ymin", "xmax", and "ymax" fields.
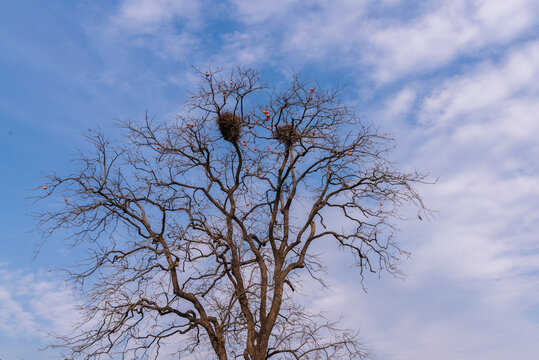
[
  {"xmin": 274, "ymin": 124, "xmax": 299, "ymax": 146},
  {"xmin": 217, "ymin": 111, "xmax": 242, "ymax": 142}
]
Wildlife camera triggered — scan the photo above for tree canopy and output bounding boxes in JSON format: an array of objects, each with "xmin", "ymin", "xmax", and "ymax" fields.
[{"xmin": 36, "ymin": 66, "xmax": 427, "ymax": 360}]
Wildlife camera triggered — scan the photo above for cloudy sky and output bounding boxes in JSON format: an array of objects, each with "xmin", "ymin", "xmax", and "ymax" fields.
[{"xmin": 1, "ymin": 0, "xmax": 539, "ymax": 359}]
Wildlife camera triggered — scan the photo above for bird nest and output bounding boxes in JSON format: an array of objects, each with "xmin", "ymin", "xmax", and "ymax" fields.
[
  {"xmin": 274, "ymin": 124, "xmax": 299, "ymax": 146},
  {"xmin": 217, "ymin": 111, "xmax": 242, "ymax": 142}
]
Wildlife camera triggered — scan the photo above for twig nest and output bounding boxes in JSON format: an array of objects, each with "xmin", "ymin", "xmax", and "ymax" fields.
[
  {"xmin": 217, "ymin": 111, "xmax": 242, "ymax": 142},
  {"xmin": 274, "ymin": 124, "xmax": 299, "ymax": 146}
]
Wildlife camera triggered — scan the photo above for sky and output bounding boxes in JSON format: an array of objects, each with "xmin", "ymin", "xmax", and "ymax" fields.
[{"xmin": 1, "ymin": 0, "xmax": 539, "ymax": 359}]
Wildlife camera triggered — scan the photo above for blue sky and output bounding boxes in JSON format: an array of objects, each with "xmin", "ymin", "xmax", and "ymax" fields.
[{"xmin": 1, "ymin": 0, "xmax": 539, "ymax": 359}]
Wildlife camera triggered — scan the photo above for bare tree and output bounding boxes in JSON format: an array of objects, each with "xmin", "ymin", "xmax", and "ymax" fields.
[{"xmin": 35, "ymin": 66, "xmax": 428, "ymax": 360}]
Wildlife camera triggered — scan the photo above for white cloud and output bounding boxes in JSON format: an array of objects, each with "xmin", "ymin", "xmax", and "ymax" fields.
[
  {"xmin": 282, "ymin": 0, "xmax": 369, "ymax": 62},
  {"xmin": 216, "ymin": 31, "xmax": 270, "ymax": 65},
  {"xmin": 113, "ymin": 0, "xmax": 200, "ymax": 34},
  {"xmin": 420, "ymin": 41, "xmax": 539, "ymax": 128},
  {"xmin": 224, "ymin": 0, "xmax": 539, "ymax": 83},
  {"xmin": 0, "ymin": 286, "xmax": 39, "ymax": 338},
  {"xmin": 294, "ymin": 36, "xmax": 539, "ymax": 360},
  {"xmin": 27, "ymin": 2, "xmax": 539, "ymax": 358},
  {"xmin": 411, "ymin": 41, "xmax": 539, "ymax": 184},
  {"xmin": 307, "ymin": 236, "xmax": 539, "ymax": 359},
  {"xmin": 0, "ymin": 265, "xmax": 80, "ymax": 339},
  {"xmin": 413, "ymin": 169, "xmax": 539, "ymax": 279},
  {"xmin": 365, "ymin": 0, "xmax": 539, "ymax": 82},
  {"xmin": 393, "ymin": 42, "xmax": 539, "ymax": 291},
  {"xmin": 102, "ymin": 0, "xmax": 202, "ymax": 61},
  {"xmin": 29, "ymin": 279, "xmax": 80, "ymax": 334},
  {"xmin": 229, "ymin": 0, "xmax": 300, "ymax": 25},
  {"xmin": 91, "ymin": 0, "xmax": 539, "ymax": 86}
]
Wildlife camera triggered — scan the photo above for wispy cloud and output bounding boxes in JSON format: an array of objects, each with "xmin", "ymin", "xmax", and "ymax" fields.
[
  {"xmin": 276, "ymin": 32, "xmax": 539, "ymax": 359},
  {"xmin": 364, "ymin": 0, "xmax": 539, "ymax": 82},
  {"xmin": 229, "ymin": 0, "xmax": 300, "ymax": 25},
  {"xmin": 3, "ymin": 1, "xmax": 539, "ymax": 359},
  {"xmin": 90, "ymin": 0, "xmax": 539, "ymax": 86},
  {"xmin": 112, "ymin": 0, "xmax": 201, "ymax": 34},
  {"xmin": 103, "ymin": 0, "xmax": 203, "ymax": 61},
  {"xmin": 322, "ymin": 38, "xmax": 539, "ymax": 359},
  {"xmin": 223, "ymin": 0, "xmax": 539, "ymax": 83},
  {"xmin": 0, "ymin": 264, "xmax": 80, "ymax": 340},
  {"xmin": 420, "ymin": 41, "xmax": 539, "ymax": 129}
]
